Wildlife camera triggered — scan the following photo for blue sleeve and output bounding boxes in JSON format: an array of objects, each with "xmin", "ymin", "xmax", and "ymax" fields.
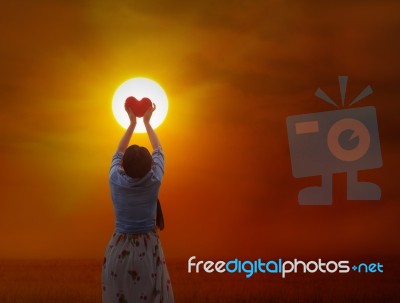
[
  {"xmin": 110, "ymin": 151, "xmax": 123, "ymax": 177},
  {"xmin": 152, "ymin": 147, "xmax": 165, "ymax": 182}
]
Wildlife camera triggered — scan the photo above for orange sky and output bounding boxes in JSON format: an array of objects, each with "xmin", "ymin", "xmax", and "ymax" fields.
[{"xmin": 0, "ymin": 0, "xmax": 399, "ymax": 259}]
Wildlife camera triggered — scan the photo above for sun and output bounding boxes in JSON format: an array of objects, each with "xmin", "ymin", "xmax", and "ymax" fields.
[{"xmin": 112, "ymin": 77, "xmax": 168, "ymax": 132}]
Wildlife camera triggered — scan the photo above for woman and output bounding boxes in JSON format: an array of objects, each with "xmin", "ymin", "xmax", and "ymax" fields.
[{"xmin": 102, "ymin": 103, "xmax": 174, "ymax": 303}]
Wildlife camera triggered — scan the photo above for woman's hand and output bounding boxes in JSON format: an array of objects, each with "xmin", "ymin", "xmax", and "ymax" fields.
[
  {"xmin": 126, "ymin": 106, "xmax": 137, "ymax": 126},
  {"xmin": 143, "ymin": 103, "xmax": 156, "ymax": 125},
  {"xmin": 117, "ymin": 107, "xmax": 137, "ymax": 153},
  {"xmin": 143, "ymin": 103, "xmax": 160, "ymax": 150}
]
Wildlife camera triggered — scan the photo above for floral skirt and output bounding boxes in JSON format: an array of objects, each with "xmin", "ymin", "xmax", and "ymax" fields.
[{"xmin": 102, "ymin": 230, "xmax": 174, "ymax": 303}]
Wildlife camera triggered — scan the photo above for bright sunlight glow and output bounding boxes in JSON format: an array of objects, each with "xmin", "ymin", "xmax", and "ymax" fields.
[{"xmin": 112, "ymin": 78, "xmax": 168, "ymax": 132}]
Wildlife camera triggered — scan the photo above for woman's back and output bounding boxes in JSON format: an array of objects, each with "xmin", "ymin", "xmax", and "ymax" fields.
[{"xmin": 109, "ymin": 148, "xmax": 165, "ymax": 233}]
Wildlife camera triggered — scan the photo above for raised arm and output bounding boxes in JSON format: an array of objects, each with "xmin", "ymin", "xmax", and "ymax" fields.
[
  {"xmin": 116, "ymin": 107, "xmax": 136, "ymax": 153},
  {"xmin": 143, "ymin": 104, "xmax": 161, "ymax": 150}
]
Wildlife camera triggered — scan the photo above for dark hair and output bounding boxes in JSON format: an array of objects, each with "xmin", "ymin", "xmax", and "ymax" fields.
[{"xmin": 122, "ymin": 145, "xmax": 152, "ymax": 178}]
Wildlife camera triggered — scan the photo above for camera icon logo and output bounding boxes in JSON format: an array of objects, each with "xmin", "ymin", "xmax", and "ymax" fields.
[{"xmin": 286, "ymin": 76, "xmax": 383, "ymax": 205}]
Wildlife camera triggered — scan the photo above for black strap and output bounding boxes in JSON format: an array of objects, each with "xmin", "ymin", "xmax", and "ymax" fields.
[{"xmin": 156, "ymin": 199, "xmax": 164, "ymax": 231}]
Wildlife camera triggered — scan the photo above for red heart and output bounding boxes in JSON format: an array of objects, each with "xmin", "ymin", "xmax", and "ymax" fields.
[{"xmin": 125, "ymin": 96, "xmax": 152, "ymax": 117}]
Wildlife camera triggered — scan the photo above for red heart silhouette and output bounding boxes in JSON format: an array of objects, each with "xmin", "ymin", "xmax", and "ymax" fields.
[{"xmin": 125, "ymin": 97, "xmax": 152, "ymax": 117}]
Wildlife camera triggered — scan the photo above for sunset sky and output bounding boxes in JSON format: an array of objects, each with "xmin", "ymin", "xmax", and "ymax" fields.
[{"xmin": 1, "ymin": 0, "xmax": 399, "ymax": 260}]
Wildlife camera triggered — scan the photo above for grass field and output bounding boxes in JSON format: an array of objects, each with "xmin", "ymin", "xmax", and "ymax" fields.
[{"xmin": 0, "ymin": 258, "xmax": 399, "ymax": 302}]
